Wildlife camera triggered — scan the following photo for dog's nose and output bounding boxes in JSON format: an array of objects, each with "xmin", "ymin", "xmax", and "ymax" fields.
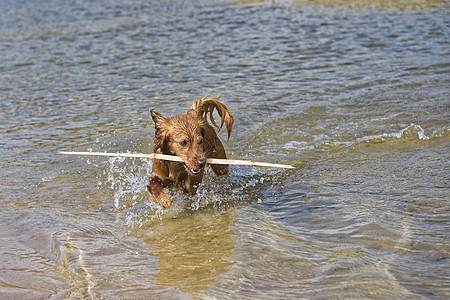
[{"xmin": 197, "ymin": 158, "xmax": 207, "ymax": 169}]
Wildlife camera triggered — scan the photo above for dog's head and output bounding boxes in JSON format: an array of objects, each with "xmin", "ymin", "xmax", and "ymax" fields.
[{"xmin": 151, "ymin": 109, "xmax": 207, "ymax": 176}]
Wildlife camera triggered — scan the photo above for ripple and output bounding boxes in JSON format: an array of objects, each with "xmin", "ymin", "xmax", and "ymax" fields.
[{"xmin": 51, "ymin": 232, "xmax": 95, "ymax": 299}]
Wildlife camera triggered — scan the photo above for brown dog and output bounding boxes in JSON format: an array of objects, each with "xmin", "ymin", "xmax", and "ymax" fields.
[{"xmin": 148, "ymin": 97, "xmax": 234, "ymax": 208}]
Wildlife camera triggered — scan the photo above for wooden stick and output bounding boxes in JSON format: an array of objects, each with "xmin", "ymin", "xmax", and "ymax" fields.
[{"xmin": 59, "ymin": 151, "xmax": 295, "ymax": 169}]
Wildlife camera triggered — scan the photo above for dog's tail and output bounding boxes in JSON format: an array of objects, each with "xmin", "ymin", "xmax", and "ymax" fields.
[{"xmin": 189, "ymin": 97, "xmax": 234, "ymax": 141}]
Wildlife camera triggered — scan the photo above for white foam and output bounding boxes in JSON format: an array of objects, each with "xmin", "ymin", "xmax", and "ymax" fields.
[
  {"xmin": 358, "ymin": 123, "xmax": 430, "ymax": 143},
  {"xmin": 282, "ymin": 123, "xmax": 431, "ymax": 155}
]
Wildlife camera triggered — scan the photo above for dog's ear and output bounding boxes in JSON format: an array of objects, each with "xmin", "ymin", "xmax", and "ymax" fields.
[
  {"xmin": 150, "ymin": 110, "xmax": 166, "ymax": 129},
  {"xmin": 150, "ymin": 110, "xmax": 171, "ymax": 154}
]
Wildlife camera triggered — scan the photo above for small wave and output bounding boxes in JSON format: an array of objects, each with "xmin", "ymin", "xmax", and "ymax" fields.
[
  {"xmin": 357, "ymin": 123, "xmax": 430, "ymax": 143},
  {"xmin": 283, "ymin": 139, "xmax": 352, "ymax": 151},
  {"xmin": 35, "ymin": 176, "xmax": 56, "ymax": 188},
  {"xmin": 283, "ymin": 123, "xmax": 437, "ymax": 154},
  {"xmin": 283, "ymin": 140, "xmax": 315, "ymax": 151}
]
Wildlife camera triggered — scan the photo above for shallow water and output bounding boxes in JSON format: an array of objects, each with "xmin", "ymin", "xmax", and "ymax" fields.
[{"xmin": 1, "ymin": 0, "xmax": 449, "ymax": 299}]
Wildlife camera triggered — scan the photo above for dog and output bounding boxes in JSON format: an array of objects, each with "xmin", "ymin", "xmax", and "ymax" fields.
[{"xmin": 148, "ymin": 97, "xmax": 234, "ymax": 208}]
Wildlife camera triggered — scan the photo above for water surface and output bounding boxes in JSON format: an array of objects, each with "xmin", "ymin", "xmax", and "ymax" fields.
[{"xmin": 0, "ymin": 0, "xmax": 449, "ymax": 299}]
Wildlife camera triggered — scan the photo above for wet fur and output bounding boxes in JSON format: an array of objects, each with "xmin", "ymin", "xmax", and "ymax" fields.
[{"xmin": 148, "ymin": 97, "xmax": 234, "ymax": 208}]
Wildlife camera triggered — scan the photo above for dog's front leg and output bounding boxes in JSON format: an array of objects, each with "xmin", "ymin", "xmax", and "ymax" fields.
[{"xmin": 148, "ymin": 176, "xmax": 172, "ymax": 208}]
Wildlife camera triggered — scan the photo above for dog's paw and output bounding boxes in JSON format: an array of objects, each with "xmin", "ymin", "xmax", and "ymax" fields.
[{"xmin": 148, "ymin": 177, "xmax": 172, "ymax": 208}]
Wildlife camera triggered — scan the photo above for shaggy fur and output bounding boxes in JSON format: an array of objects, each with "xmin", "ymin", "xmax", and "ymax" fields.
[{"xmin": 148, "ymin": 97, "xmax": 234, "ymax": 208}]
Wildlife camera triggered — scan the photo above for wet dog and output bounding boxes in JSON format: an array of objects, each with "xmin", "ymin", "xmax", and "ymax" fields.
[{"xmin": 148, "ymin": 97, "xmax": 233, "ymax": 208}]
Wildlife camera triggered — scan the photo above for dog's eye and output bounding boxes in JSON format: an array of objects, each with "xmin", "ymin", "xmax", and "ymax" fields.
[
  {"xmin": 180, "ymin": 141, "xmax": 187, "ymax": 147},
  {"xmin": 198, "ymin": 138, "xmax": 203, "ymax": 144}
]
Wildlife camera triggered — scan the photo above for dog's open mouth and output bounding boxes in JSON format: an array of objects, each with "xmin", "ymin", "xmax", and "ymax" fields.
[{"xmin": 183, "ymin": 163, "xmax": 201, "ymax": 176}]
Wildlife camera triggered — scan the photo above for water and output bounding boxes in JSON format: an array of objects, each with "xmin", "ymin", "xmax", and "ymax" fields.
[{"xmin": 1, "ymin": 0, "xmax": 449, "ymax": 298}]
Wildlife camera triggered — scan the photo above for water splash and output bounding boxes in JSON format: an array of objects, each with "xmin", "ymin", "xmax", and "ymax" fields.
[
  {"xmin": 105, "ymin": 156, "xmax": 152, "ymax": 210},
  {"xmin": 102, "ymin": 154, "xmax": 278, "ymax": 229}
]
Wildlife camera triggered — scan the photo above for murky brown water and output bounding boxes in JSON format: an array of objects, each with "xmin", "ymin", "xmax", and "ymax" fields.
[{"xmin": 1, "ymin": 0, "xmax": 449, "ymax": 299}]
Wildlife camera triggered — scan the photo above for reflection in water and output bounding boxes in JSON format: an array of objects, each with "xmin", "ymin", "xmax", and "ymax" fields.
[{"xmin": 142, "ymin": 210, "xmax": 235, "ymax": 294}]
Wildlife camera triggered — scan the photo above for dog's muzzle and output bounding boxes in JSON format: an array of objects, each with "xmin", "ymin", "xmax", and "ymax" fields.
[{"xmin": 183, "ymin": 158, "xmax": 206, "ymax": 176}]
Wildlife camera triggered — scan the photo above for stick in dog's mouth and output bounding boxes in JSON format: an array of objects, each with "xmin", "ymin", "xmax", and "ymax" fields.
[{"xmin": 58, "ymin": 151, "xmax": 295, "ymax": 169}]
